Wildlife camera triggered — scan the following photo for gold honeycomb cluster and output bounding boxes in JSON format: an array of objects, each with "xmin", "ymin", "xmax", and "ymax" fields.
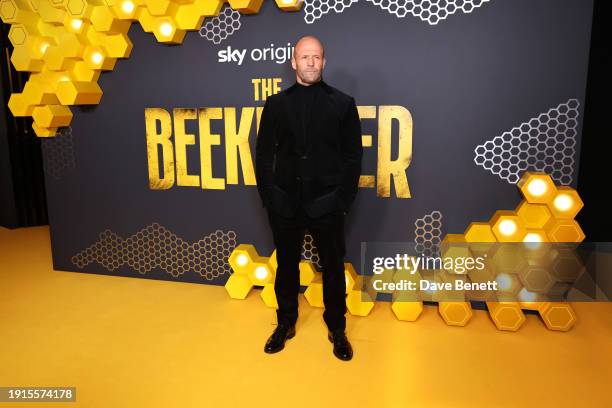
[
  {"xmin": 226, "ymin": 171, "xmax": 584, "ymax": 332},
  {"xmin": 2, "ymin": 0, "xmax": 304, "ymax": 137},
  {"xmin": 72, "ymin": 222, "xmax": 237, "ymax": 280}
]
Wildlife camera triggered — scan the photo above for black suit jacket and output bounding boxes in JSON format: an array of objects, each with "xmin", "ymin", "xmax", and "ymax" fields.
[{"xmin": 255, "ymin": 80, "xmax": 363, "ymax": 218}]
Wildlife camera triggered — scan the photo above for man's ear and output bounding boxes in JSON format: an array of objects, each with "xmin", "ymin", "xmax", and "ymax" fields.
[
  {"xmin": 322, "ymin": 57, "xmax": 326, "ymax": 70},
  {"xmin": 291, "ymin": 56, "xmax": 296, "ymax": 70}
]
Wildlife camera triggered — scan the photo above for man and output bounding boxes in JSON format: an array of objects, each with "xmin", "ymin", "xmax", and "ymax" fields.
[{"xmin": 255, "ymin": 35, "xmax": 363, "ymax": 361}]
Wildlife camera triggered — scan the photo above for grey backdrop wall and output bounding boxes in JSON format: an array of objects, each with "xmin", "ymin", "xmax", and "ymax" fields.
[{"xmin": 41, "ymin": 0, "xmax": 594, "ymax": 284}]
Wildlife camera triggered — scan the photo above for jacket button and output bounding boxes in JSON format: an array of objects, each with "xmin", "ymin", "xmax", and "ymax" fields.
[{"xmin": 296, "ymin": 176, "xmax": 301, "ymax": 181}]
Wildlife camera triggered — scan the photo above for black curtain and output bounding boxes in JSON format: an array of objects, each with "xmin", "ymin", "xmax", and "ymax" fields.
[{"xmin": 576, "ymin": 0, "xmax": 612, "ymax": 241}]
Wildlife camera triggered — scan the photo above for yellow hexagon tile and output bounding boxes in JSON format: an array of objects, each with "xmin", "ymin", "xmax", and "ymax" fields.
[
  {"xmin": 10, "ymin": 44, "xmax": 44, "ymax": 71},
  {"xmin": 391, "ymin": 297, "xmax": 423, "ymax": 322},
  {"xmin": 490, "ymin": 210, "xmax": 527, "ymax": 242},
  {"xmin": 32, "ymin": 122, "xmax": 58, "ymax": 137},
  {"xmin": 228, "ymin": 244, "xmax": 259, "ymax": 275},
  {"xmin": 7, "ymin": 93, "xmax": 34, "ymax": 116},
  {"xmin": 346, "ymin": 290, "xmax": 375, "ymax": 317},
  {"xmin": 438, "ymin": 301, "xmax": 473, "ymax": 326},
  {"xmin": 228, "ymin": 0, "xmax": 264, "ymax": 14},
  {"xmin": 298, "ymin": 261, "xmax": 316, "ymax": 286},
  {"xmin": 22, "ymin": 79, "xmax": 59, "ymax": 105},
  {"xmin": 304, "ymin": 276, "xmax": 324, "ymax": 308},
  {"xmin": 273, "ymin": 0, "xmax": 303, "ymax": 12},
  {"xmin": 32, "ymin": 104, "xmax": 73, "ymax": 127},
  {"xmin": 550, "ymin": 248, "xmax": 585, "ymax": 282},
  {"xmin": 516, "ymin": 201, "xmax": 553, "ymax": 229},
  {"xmin": 517, "ymin": 172, "xmax": 558, "ymax": 204},
  {"xmin": 56, "ymin": 80, "xmax": 103, "ymax": 104},
  {"xmin": 518, "ymin": 261, "xmax": 555, "ymax": 294},
  {"xmin": 546, "ymin": 219, "xmax": 585, "ymax": 242},
  {"xmin": 247, "ymin": 259, "xmax": 274, "ymax": 286},
  {"xmin": 494, "ymin": 272, "xmax": 523, "ymax": 300},
  {"xmin": 486, "ymin": 301, "xmax": 526, "ymax": 331},
  {"xmin": 260, "ymin": 282, "xmax": 278, "ymax": 309},
  {"xmin": 547, "ymin": 186, "xmax": 584, "ymax": 219},
  {"xmin": 440, "ymin": 234, "xmax": 474, "ymax": 274},
  {"xmin": 344, "ymin": 262, "xmax": 360, "ymax": 293},
  {"xmin": 463, "ymin": 222, "xmax": 497, "ymax": 256},
  {"xmin": 539, "ymin": 302, "xmax": 576, "ymax": 331},
  {"xmin": 224, "ymin": 273, "xmax": 253, "ymax": 299},
  {"xmin": 490, "ymin": 244, "xmax": 527, "ymax": 275}
]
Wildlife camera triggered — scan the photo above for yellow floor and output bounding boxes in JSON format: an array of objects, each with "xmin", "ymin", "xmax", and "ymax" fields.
[{"xmin": 0, "ymin": 226, "xmax": 610, "ymax": 408}]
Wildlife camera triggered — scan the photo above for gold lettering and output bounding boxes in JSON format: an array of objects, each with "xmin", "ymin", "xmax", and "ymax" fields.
[
  {"xmin": 145, "ymin": 108, "xmax": 175, "ymax": 190},
  {"xmin": 198, "ymin": 107, "xmax": 225, "ymax": 190},
  {"xmin": 225, "ymin": 107, "xmax": 256, "ymax": 186},
  {"xmin": 377, "ymin": 106, "xmax": 413, "ymax": 198},
  {"xmin": 173, "ymin": 108, "xmax": 199, "ymax": 187}
]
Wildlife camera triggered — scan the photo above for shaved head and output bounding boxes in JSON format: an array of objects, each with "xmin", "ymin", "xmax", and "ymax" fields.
[
  {"xmin": 294, "ymin": 35, "xmax": 325, "ymax": 59},
  {"xmin": 291, "ymin": 35, "xmax": 326, "ymax": 85}
]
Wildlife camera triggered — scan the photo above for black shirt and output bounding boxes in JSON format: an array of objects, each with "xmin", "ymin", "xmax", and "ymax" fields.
[{"xmin": 291, "ymin": 80, "xmax": 323, "ymax": 154}]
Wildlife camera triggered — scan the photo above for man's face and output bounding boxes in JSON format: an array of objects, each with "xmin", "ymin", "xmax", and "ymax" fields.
[{"xmin": 291, "ymin": 38, "xmax": 326, "ymax": 85}]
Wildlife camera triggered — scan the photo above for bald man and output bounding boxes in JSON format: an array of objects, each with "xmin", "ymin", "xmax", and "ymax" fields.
[{"xmin": 255, "ymin": 35, "xmax": 363, "ymax": 361}]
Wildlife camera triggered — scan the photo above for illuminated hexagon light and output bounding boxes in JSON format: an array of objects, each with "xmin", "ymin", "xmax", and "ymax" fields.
[
  {"xmin": 548, "ymin": 186, "xmax": 584, "ymax": 219},
  {"xmin": 490, "ymin": 210, "xmax": 527, "ymax": 242},
  {"xmin": 228, "ymin": 244, "xmax": 259, "ymax": 275},
  {"xmin": 275, "ymin": 0, "xmax": 303, "ymax": 12},
  {"xmin": 517, "ymin": 172, "xmax": 558, "ymax": 204},
  {"xmin": 247, "ymin": 260, "xmax": 273, "ymax": 286}
]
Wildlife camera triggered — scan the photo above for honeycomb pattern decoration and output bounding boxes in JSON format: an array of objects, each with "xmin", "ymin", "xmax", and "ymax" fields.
[
  {"xmin": 474, "ymin": 99, "xmax": 580, "ymax": 185},
  {"xmin": 2, "ymin": 0, "xmax": 306, "ymax": 138},
  {"xmin": 302, "ymin": 233, "xmax": 321, "ymax": 269},
  {"xmin": 227, "ymin": 171, "xmax": 584, "ymax": 332},
  {"xmin": 304, "ymin": 0, "xmax": 492, "ymax": 25},
  {"xmin": 198, "ymin": 3, "xmax": 241, "ymax": 45},
  {"xmin": 41, "ymin": 125, "xmax": 75, "ymax": 179},
  {"xmin": 72, "ymin": 222, "xmax": 237, "ymax": 280},
  {"xmin": 414, "ymin": 210, "xmax": 442, "ymax": 257}
]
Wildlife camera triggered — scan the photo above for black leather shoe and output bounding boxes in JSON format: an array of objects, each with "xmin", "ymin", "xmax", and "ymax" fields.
[
  {"xmin": 264, "ymin": 323, "xmax": 296, "ymax": 354},
  {"xmin": 328, "ymin": 329, "xmax": 353, "ymax": 361}
]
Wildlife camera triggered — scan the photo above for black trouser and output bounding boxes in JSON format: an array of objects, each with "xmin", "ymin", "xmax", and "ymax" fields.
[{"xmin": 266, "ymin": 205, "xmax": 347, "ymax": 332}]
